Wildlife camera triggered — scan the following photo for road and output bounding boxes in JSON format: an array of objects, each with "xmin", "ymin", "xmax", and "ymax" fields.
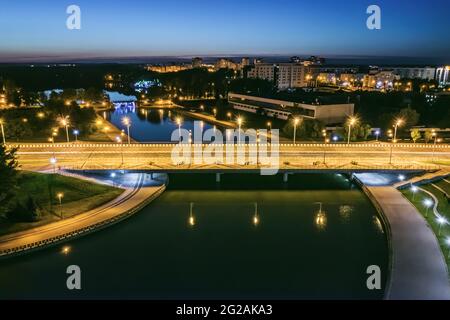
[
  {"xmin": 0, "ymin": 173, "xmax": 166, "ymax": 257},
  {"xmin": 10, "ymin": 142, "xmax": 450, "ymax": 172}
]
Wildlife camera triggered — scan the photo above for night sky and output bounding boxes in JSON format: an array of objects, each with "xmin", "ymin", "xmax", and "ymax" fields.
[{"xmin": 0, "ymin": 0, "xmax": 449, "ymax": 62}]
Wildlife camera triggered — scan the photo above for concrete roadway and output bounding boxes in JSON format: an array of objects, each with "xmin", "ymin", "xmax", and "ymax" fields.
[{"xmin": 11, "ymin": 142, "xmax": 450, "ymax": 172}]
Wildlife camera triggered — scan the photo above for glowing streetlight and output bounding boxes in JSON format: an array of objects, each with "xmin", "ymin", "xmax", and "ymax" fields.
[
  {"xmin": 227, "ymin": 112, "xmax": 232, "ymax": 120},
  {"xmin": 116, "ymin": 136, "xmax": 124, "ymax": 165},
  {"xmin": 60, "ymin": 117, "xmax": 70, "ymax": 143},
  {"xmin": 237, "ymin": 117, "xmax": 243, "ymax": 144},
  {"xmin": 393, "ymin": 118, "xmax": 404, "ymax": 142},
  {"xmin": 73, "ymin": 129, "xmax": 79, "ymax": 142},
  {"xmin": 375, "ymin": 130, "xmax": 380, "ymax": 141},
  {"xmin": 0, "ymin": 118, "xmax": 5, "ymax": 145},
  {"xmin": 398, "ymin": 174, "xmax": 405, "ymax": 181},
  {"xmin": 213, "ymin": 108, "xmax": 217, "ymax": 118},
  {"xmin": 347, "ymin": 116, "xmax": 357, "ymax": 145},
  {"xmin": 437, "ymin": 216, "xmax": 447, "ymax": 236},
  {"xmin": 293, "ymin": 117, "xmax": 300, "ymax": 144},
  {"xmin": 57, "ymin": 192, "xmax": 64, "ymax": 219},
  {"xmin": 122, "ymin": 117, "xmax": 131, "ymax": 145},
  {"xmin": 411, "ymin": 185, "xmax": 418, "ymax": 200},
  {"xmin": 423, "ymin": 199, "xmax": 433, "ymax": 217},
  {"xmin": 50, "ymin": 157, "xmax": 57, "ymax": 173}
]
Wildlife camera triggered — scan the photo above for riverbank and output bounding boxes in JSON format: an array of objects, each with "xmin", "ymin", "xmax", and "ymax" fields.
[
  {"xmin": 355, "ymin": 171, "xmax": 450, "ymax": 299},
  {"xmin": 0, "ymin": 173, "xmax": 166, "ymax": 259},
  {"xmin": 0, "ymin": 171, "xmax": 124, "ymax": 236}
]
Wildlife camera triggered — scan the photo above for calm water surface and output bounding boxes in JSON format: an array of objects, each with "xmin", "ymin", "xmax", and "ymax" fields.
[{"xmin": 0, "ymin": 173, "xmax": 388, "ymax": 299}]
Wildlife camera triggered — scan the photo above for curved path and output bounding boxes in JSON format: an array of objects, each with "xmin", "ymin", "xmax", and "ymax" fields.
[
  {"xmin": 0, "ymin": 173, "xmax": 165, "ymax": 258},
  {"xmin": 366, "ymin": 186, "xmax": 450, "ymax": 300}
]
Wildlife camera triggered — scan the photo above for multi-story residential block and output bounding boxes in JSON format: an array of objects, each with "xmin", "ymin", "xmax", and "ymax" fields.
[
  {"xmin": 192, "ymin": 57, "xmax": 203, "ymax": 68},
  {"xmin": 436, "ymin": 66, "xmax": 450, "ymax": 86},
  {"xmin": 363, "ymin": 71, "xmax": 400, "ymax": 90},
  {"xmin": 215, "ymin": 58, "xmax": 239, "ymax": 71},
  {"xmin": 247, "ymin": 62, "xmax": 307, "ymax": 90},
  {"xmin": 390, "ymin": 67, "xmax": 436, "ymax": 80}
]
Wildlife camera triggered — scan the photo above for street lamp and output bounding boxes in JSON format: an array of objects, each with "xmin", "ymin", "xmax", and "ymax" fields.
[
  {"xmin": 60, "ymin": 117, "xmax": 70, "ymax": 143},
  {"xmin": 432, "ymin": 131, "xmax": 441, "ymax": 162},
  {"xmin": 347, "ymin": 116, "xmax": 357, "ymax": 145},
  {"xmin": 73, "ymin": 129, "xmax": 79, "ymax": 142},
  {"xmin": 213, "ymin": 108, "xmax": 217, "ymax": 118},
  {"xmin": 0, "ymin": 118, "xmax": 5, "ymax": 145},
  {"xmin": 437, "ymin": 216, "xmax": 447, "ymax": 236},
  {"xmin": 116, "ymin": 136, "xmax": 124, "ymax": 166},
  {"xmin": 411, "ymin": 185, "xmax": 418, "ymax": 200},
  {"xmin": 237, "ymin": 116, "xmax": 243, "ymax": 144},
  {"xmin": 57, "ymin": 192, "xmax": 64, "ymax": 219},
  {"xmin": 393, "ymin": 118, "xmax": 404, "ymax": 142},
  {"xmin": 398, "ymin": 174, "xmax": 405, "ymax": 181},
  {"xmin": 122, "ymin": 117, "xmax": 131, "ymax": 145},
  {"xmin": 227, "ymin": 112, "xmax": 232, "ymax": 121},
  {"xmin": 50, "ymin": 157, "xmax": 57, "ymax": 173},
  {"xmin": 423, "ymin": 199, "xmax": 433, "ymax": 217},
  {"xmin": 293, "ymin": 117, "xmax": 300, "ymax": 144},
  {"xmin": 375, "ymin": 130, "xmax": 380, "ymax": 141},
  {"xmin": 253, "ymin": 203, "xmax": 259, "ymax": 227},
  {"xmin": 323, "ymin": 138, "xmax": 330, "ymax": 164}
]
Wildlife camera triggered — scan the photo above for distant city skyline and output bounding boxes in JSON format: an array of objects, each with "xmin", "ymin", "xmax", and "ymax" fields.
[{"xmin": 0, "ymin": 0, "xmax": 449, "ymax": 63}]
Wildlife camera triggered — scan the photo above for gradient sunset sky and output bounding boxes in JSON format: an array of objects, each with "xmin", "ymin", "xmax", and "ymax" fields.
[{"xmin": 0, "ymin": 0, "xmax": 449, "ymax": 62}]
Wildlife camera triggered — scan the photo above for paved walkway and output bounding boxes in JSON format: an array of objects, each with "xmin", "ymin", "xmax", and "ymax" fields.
[
  {"xmin": 366, "ymin": 186, "xmax": 450, "ymax": 299},
  {"xmin": 0, "ymin": 173, "xmax": 165, "ymax": 258}
]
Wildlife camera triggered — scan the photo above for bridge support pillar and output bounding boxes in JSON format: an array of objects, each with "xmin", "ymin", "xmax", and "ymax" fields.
[
  {"xmin": 216, "ymin": 173, "xmax": 221, "ymax": 183},
  {"xmin": 283, "ymin": 173, "xmax": 289, "ymax": 183}
]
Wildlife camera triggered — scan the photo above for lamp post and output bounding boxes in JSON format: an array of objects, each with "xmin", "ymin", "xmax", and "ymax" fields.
[
  {"xmin": 432, "ymin": 131, "xmax": 441, "ymax": 162},
  {"xmin": 293, "ymin": 117, "xmax": 300, "ymax": 145},
  {"xmin": 73, "ymin": 129, "xmax": 79, "ymax": 142},
  {"xmin": 424, "ymin": 199, "xmax": 433, "ymax": 217},
  {"xmin": 411, "ymin": 185, "xmax": 418, "ymax": 201},
  {"xmin": 267, "ymin": 121, "xmax": 272, "ymax": 143},
  {"xmin": 60, "ymin": 118, "xmax": 70, "ymax": 143},
  {"xmin": 347, "ymin": 116, "xmax": 357, "ymax": 145},
  {"xmin": 213, "ymin": 108, "xmax": 217, "ymax": 118},
  {"xmin": 375, "ymin": 130, "xmax": 380, "ymax": 141},
  {"xmin": 227, "ymin": 112, "xmax": 232, "ymax": 121},
  {"xmin": 237, "ymin": 117, "xmax": 243, "ymax": 144},
  {"xmin": 57, "ymin": 193, "xmax": 64, "ymax": 219},
  {"xmin": 393, "ymin": 119, "xmax": 404, "ymax": 142},
  {"xmin": 189, "ymin": 202, "xmax": 195, "ymax": 227},
  {"xmin": 0, "ymin": 118, "xmax": 5, "ymax": 145},
  {"xmin": 323, "ymin": 138, "xmax": 330, "ymax": 164},
  {"xmin": 50, "ymin": 157, "xmax": 57, "ymax": 173},
  {"xmin": 122, "ymin": 117, "xmax": 131, "ymax": 145},
  {"xmin": 116, "ymin": 136, "xmax": 124, "ymax": 166},
  {"xmin": 437, "ymin": 216, "xmax": 447, "ymax": 236}
]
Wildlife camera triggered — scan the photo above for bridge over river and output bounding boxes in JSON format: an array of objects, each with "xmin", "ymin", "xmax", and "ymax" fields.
[{"xmin": 11, "ymin": 142, "xmax": 449, "ymax": 174}]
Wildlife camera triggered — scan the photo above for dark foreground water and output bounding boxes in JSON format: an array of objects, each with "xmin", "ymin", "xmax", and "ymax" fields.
[{"xmin": 0, "ymin": 173, "xmax": 388, "ymax": 299}]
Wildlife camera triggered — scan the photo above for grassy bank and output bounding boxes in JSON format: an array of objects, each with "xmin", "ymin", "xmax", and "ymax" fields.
[
  {"xmin": 0, "ymin": 171, "xmax": 124, "ymax": 236},
  {"xmin": 401, "ymin": 180, "xmax": 450, "ymax": 273}
]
